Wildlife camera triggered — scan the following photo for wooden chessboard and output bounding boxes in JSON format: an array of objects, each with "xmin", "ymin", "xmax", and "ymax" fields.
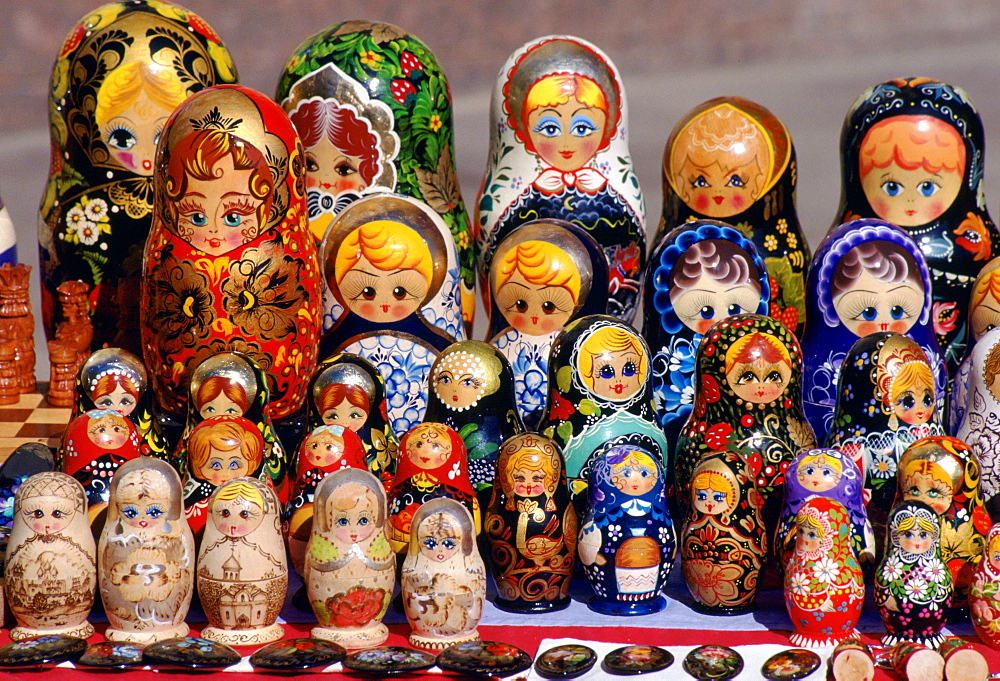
[{"xmin": 0, "ymin": 386, "xmax": 71, "ymax": 462}]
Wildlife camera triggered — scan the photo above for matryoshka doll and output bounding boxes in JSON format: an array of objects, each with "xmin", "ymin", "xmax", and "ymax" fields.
[
  {"xmin": 485, "ymin": 433, "xmax": 577, "ymax": 613},
  {"xmin": 643, "ymin": 219, "xmax": 770, "ymax": 449},
  {"xmin": 386, "ymin": 422, "xmax": 478, "ymax": 554},
  {"xmin": 309, "ymin": 354, "xmax": 398, "ymax": 477},
  {"xmin": 276, "ymin": 20, "xmax": 475, "ymax": 330},
  {"xmin": 4, "ymin": 472, "xmax": 96, "ymax": 640},
  {"xmin": 99, "ymin": 457, "xmax": 195, "ymax": 643},
  {"xmin": 318, "ymin": 194, "xmax": 464, "ymax": 437},
  {"xmin": 783, "ymin": 497, "xmax": 865, "ymax": 647},
  {"xmin": 0, "ymin": 192, "xmax": 16, "ymax": 266},
  {"xmin": 957, "ymin": 325, "xmax": 1000, "ymax": 516},
  {"xmin": 424, "ymin": 340, "xmax": 525, "ymax": 500},
  {"xmin": 834, "ymin": 77, "xmax": 999, "ymax": 372},
  {"xmin": 401, "ymin": 497, "xmax": 486, "ymax": 649},
  {"xmin": 307, "ymin": 468, "xmax": 394, "ymax": 649},
  {"xmin": 802, "ymin": 218, "xmax": 943, "ymax": 442},
  {"xmin": 970, "ymin": 522, "xmax": 1000, "ymax": 648},
  {"xmin": 486, "ymin": 219, "xmax": 609, "ymax": 428},
  {"xmin": 874, "ymin": 500, "xmax": 952, "ymax": 647},
  {"xmin": 140, "ymin": 85, "xmax": 321, "ymax": 429},
  {"xmin": 197, "ymin": 477, "xmax": 287, "ymax": 645},
  {"xmin": 681, "ymin": 449, "xmax": 766, "ymax": 615},
  {"xmin": 577, "ymin": 445, "xmax": 674, "ymax": 615},
  {"xmin": 40, "ymin": 1, "xmax": 237, "ymax": 350},
  {"xmin": 951, "ymin": 256, "xmax": 1000, "ymax": 431},
  {"xmin": 477, "ymin": 35, "xmax": 645, "ymax": 322},
  {"xmin": 661, "ymin": 96, "xmax": 809, "ymax": 335}
]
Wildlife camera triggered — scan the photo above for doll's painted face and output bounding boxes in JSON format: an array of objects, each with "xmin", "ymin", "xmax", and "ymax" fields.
[
  {"xmin": 94, "ymin": 383, "xmax": 138, "ymax": 416},
  {"xmin": 672, "ymin": 271, "xmax": 761, "ymax": 335},
  {"xmin": 901, "ymin": 466, "xmax": 953, "ymax": 515},
  {"xmin": 330, "ymin": 485, "xmax": 378, "ymax": 545},
  {"xmin": 407, "ymin": 427, "xmax": 452, "ymax": 470},
  {"xmin": 834, "ymin": 269, "xmax": 922, "ymax": 336},
  {"xmin": 495, "ymin": 269, "xmax": 575, "ymax": 336},
  {"xmin": 971, "ymin": 297, "xmax": 1000, "ymax": 343},
  {"xmin": 989, "ymin": 536, "xmax": 1000, "ymax": 570},
  {"xmin": 178, "ymin": 154, "xmax": 263, "ymax": 257},
  {"xmin": 100, "ymin": 89, "xmax": 172, "ymax": 176},
  {"xmin": 201, "ymin": 446, "xmax": 252, "ymax": 486},
  {"xmin": 794, "ymin": 520, "xmax": 823, "ymax": 554},
  {"xmin": 726, "ymin": 358, "xmax": 791, "ymax": 404},
  {"xmin": 212, "ymin": 495, "xmax": 264, "ymax": 537},
  {"xmin": 676, "ymin": 155, "xmax": 763, "ymax": 218},
  {"xmin": 118, "ymin": 495, "xmax": 165, "ymax": 530},
  {"xmin": 199, "ymin": 393, "xmax": 244, "ymax": 419},
  {"xmin": 795, "ymin": 456, "xmax": 842, "ymax": 492},
  {"xmin": 611, "ymin": 460, "xmax": 658, "ymax": 496},
  {"xmin": 21, "ymin": 495, "xmax": 75, "ymax": 535},
  {"xmin": 512, "ymin": 466, "xmax": 547, "ymax": 497},
  {"xmin": 321, "ymin": 398, "xmax": 368, "ymax": 432},
  {"xmin": 339, "ymin": 254, "xmax": 428, "ymax": 323},
  {"xmin": 304, "ymin": 429, "xmax": 345, "ymax": 468},
  {"xmin": 891, "ymin": 375, "xmax": 934, "ymax": 426},
  {"xmin": 691, "ymin": 473, "xmax": 734, "ymax": 515},
  {"xmin": 305, "ymin": 136, "xmax": 367, "ymax": 195},
  {"xmin": 527, "ymin": 97, "xmax": 606, "ymax": 173},
  {"xmin": 586, "ymin": 348, "xmax": 642, "ymax": 401},
  {"xmin": 417, "ymin": 511, "xmax": 461, "ymax": 562},
  {"xmin": 897, "ymin": 524, "xmax": 934, "ymax": 554},
  {"xmin": 861, "ymin": 163, "xmax": 962, "ymax": 227},
  {"xmin": 87, "ymin": 413, "xmax": 131, "ymax": 450},
  {"xmin": 433, "ymin": 354, "xmax": 486, "ymax": 411}
]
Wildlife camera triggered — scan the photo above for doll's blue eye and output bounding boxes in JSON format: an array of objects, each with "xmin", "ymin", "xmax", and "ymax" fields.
[
  {"xmin": 599, "ymin": 365, "xmax": 615, "ymax": 379},
  {"xmin": 726, "ymin": 175, "xmax": 745, "ymax": 188},
  {"xmin": 358, "ymin": 517, "xmax": 370, "ymax": 526},
  {"xmin": 923, "ymin": 393, "xmax": 933, "ymax": 408},
  {"xmin": 622, "ymin": 361, "xmax": 637, "ymax": 377},
  {"xmin": 692, "ymin": 176, "xmax": 709, "ymax": 188},
  {"xmin": 228, "ymin": 460, "xmax": 241, "ymax": 470},
  {"xmin": 712, "ymin": 492, "xmax": 726, "ymax": 503},
  {"xmin": 533, "ymin": 116, "xmax": 562, "ymax": 138},
  {"xmin": 695, "ymin": 490, "xmax": 707, "ymax": 501},
  {"xmin": 901, "ymin": 395, "xmax": 916, "ymax": 410},
  {"xmin": 727, "ymin": 304, "xmax": 742, "ymax": 315},
  {"xmin": 441, "ymin": 538, "xmax": 457, "ymax": 550},
  {"xmin": 223, "ymin": 213, "xmax": 242, "ymax": 227},
  {"xmin": 190, "ymin": 213, "xmax": 207, "ymax": 226},
  {"xmin": 861, "ymin": 307, "xmax": 878, "ymax": 321},
  {"xmin": 337, "ymin": 518, "xmax": 349, "ymax": 527},
  {"xmin": 107, "ymin": 125, "xmax": 137, "ymax": 151},
  {"xmin": 146, "ymin": 505, "xmax": 163, "ymax": 519},
  {"xmin": 122, "ymin": 505, "xmax": 138, "ymax": 519},
  {"xmin": 890, "ymin": 305, "xmax": 905, "ymax": 320},
  {"xmin": 569, "ymin": 114, "xmax": 598, "ymax": 137},
  {"xmin": 422, "ymin": 538, "xmax": 438, "ymax": 550},
  {"xmin": 881, "ymin": 181, "xmax": 903, "ymax": 197},
  {"xmin": 917, "ymin": 181, "xmax": 939, "ymax": 197},
  {"xmin": 700, "ymin": 306, "xmax": 715, "ymax": 319}
]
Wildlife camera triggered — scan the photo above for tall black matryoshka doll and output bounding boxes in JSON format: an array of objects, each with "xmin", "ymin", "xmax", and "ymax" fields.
[
  {"xmin": 276, "ymin": 20, "xmax": 475, "ymax": 331},
  {"xmin": 661, "ymin": 97, "xmax": 810, "ymax": 336},
  {"xmin": 40, "ymin": 1, "xmax": 237, "ymax": 350},
  {"xmin": 643, "ymin": 219, "xmax": 770, "ymax": 451},
  {"xmin": 486, "ymin": 219, "xmax": 608, "ymax": 429},
  {"xmin": 834, "ymin": 77, "xmax": 1000, "ymax": 371},
  {"xmin": 476, "ymin": 35, "xmax": 646, "ymax": 323},
  {"xmin": 802, "ymin": 218, "xmax": 944, "ymax": 442}
]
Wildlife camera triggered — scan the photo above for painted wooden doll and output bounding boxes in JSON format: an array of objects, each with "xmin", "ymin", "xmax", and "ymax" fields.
[
  {"xmin": 896, "ymin": 435, "xmax": 988, "ymax": 609},
  {"xmin": 874, "ymin": 500, "xmax": 952, "ymax": 647},
  {"xmin": 0, "ymin": 443, "xmax": 56, "ymax": 576},
  {"xmin": 970, "ymin": 522, "xmax": 1000, "ymax": 648},
  {"xmin": 401, "ymin": 497, "xmax": 486, "ymax": 649},
  {"xmin": 74, "ymin": 347, "xmax": 168, "ymax": 459},
  {"xmin": 662, "ymin": 96, "xmax": 809, "ymax": 335},
  {"xmin": 197, "ymin": 477, "xmax": 287, "ymax": 645},
  {"xmin": 957, "ymin": 325, "xmax": 1000, "ymax": 516},
  {"xmin": 99, "ymin": 457, "xmax": 195, "ymax": 643},
  {"xmin": 0, "ymin": 192, "xmax": 16, "ymax": 266},
  {"xmin": 578, "ymin": 445, "xmax": 674, "ymax": 615},
  {"xmin": 802, "ymin": 218, "xmax": 944, "ymax": 442},
  {"xmin": 643, "ymin": 219, "xmax": 770, "ymax": 449},
  {"xmin": 777, "ymin": 448, "xmax": 875, "ymax": 567},
  {"xmin": 485, "ymin": 432, "xmax": 577, "ymax": 613},
  {"xmin": 486, "ymin": 219, "xmax": 608, "ymax": 428},
  {"xmin": 140, "ymin": 84, "xmax": 321, "ymax": 426},
  {"xmin": 537, "ymin": 315, "xmax": 668, "ymax": 509},
  {"xmin": 826, "ymin": 332, "xmax": 945, "ymax": 552},
  {"xmin": 477, "ymin": 35, "xmax": 645, "ymax": 322},
  {"xmin": 276, "ymin": 20, "xmax": 474, "ymax": 330},
  {"xmin": 4, "ymin": 472, "xmax": 96, "ymax": 640},
  {"xmin": 834, "ymin": 78, "xmax": 999, "ymax": 371},
  {"xmin": 424, "ymin": 340, "xmax": 525, "ymax": 497},
  {"xmin": 307, "ymin": 468, "xmax": 394, "ymax": 649},
  {"xmin": 681, "ymin": 449, "xmax": 766, "ymax": 615},
  {"xmin": 318, "ymin": 193, "xmax": 464, "ymax": 436},
  {"xmin": 783, "ymin": 497, "xmax": 865, "ymax": 647},
  {"xmin": 950, "ymin": 256, "xmax": 1000, "ymax": 431},
  {"xmin": 386, "ymin": 422, "xmax": 479, "ymax": 554},
  {"xmin": 307, "ymin": 353, "xmax": 399, "ymax": 487},
  {"xmin": 40, "ymin": 1, "xmax": 237, "ymax": 350}
]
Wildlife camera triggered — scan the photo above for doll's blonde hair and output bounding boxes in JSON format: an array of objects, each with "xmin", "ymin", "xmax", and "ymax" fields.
[
  {"xmin": 524, "ymin": 74, "xmax": 607, "ymax": 128},
  {"xmin": 671, "ymin": 106, "xmax": 770, "ymax": 196},
  {"xmin": 334, "ymin": 221, "xmax": 432, "ymax": 288},
  {"xmin": 495, "ymin": 240, "xmax": 581, "ymax": 301},
  {"xmin": 95, "ymin": 61, "xmax": 187, "ymax": 130},
  {"xmin": 213, "ymin": 479, "xmax": 264, "ymax": 508},
  {"xmin": 691, "ymin": 469, "xmax": 735, "ymax": 499},
  {"xmin": 895, "ymin": 513, "xmax": 938, "ymax": 535},
  {"xmin": 578, "ymin": 326, "xmax": 645, "ymax": 381},
  {"xmin": 796, "ymin": 452, "xmax": 843, "ymax": 477}
]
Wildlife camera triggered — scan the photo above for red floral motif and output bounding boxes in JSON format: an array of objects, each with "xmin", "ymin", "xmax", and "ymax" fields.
[
  {"xmin": 549, "ymin": 390, "xmax": 575, "ymax": 420},
  {"xmin": 933, "ymin": 301, "xmax": 959, "ymax": 336},
  {"xmin": 400, "ymin": 51, "xmax": 424, "ymax": 76},
  {"xmin": 326, "ymin": 586, "xmax": 387, "ymax": 628},
  {"xmin": 390, "ymin": 80, "xmax": 417, "ymax": 105},
  {"xmin": 704, "ymin": 423, "xmax": 733, "ymax": 451},
  {"xmin": 59, "ymin": 23, "xmax": 85, "ymax": 59},
  {"xmin": 973, "ymin": 505, "xmax": 992, "ymax": 536},
  {"xmin": 188, "ymin": 14, "xmax": 222, "ymax": 43},
  {"xmin": 701, "ymin": 375, "xmax": 721, "ymax": 403}
]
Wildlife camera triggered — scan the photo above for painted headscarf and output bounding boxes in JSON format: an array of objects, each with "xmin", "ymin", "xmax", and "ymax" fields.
[
  {"xmin": 951, "ymin": 256, "xmax": 1000, "ymax": 431},
  {"xmin": 957, "ymin": 325, "xmax": 1000, "ymax": 515}
]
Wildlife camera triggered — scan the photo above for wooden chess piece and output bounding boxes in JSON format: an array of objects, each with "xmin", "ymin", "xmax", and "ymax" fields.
[
  {"xmin": 46, "ymin": 341, "xmax": 79, "ymax": 407},
  {"xmin": 0, "ymin": 341, "xmax": 19, "ymax": 405},
  {"xmin": 0, "ymin": 264, "xmax": 35, "ymax": 394}
]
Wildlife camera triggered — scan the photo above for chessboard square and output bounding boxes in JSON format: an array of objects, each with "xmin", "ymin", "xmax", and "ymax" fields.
[
  {"xmin": 25, "ymin": 408, "xmax": 71, "ymax": 425},
  {"xmin": 0, "ymin": 422, "xmax": 22, "ymax": 437},
  {"xmin": 17, "ymin": 423, "xmax": 68, "ymax": 439},
  {"xmin": 0, "ymin": 409, "xmax": 34, "ymax": 423}
]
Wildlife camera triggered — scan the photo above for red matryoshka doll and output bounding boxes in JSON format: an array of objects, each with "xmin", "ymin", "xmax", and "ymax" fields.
[
  {"xmin": 951, "ymin": 256, "xmax": 1000, "ymax": 430},
  {"xmin": 681, "ymin": 449, "xmax": 766, "ymax": 615},
  {"xmin": 276, "ymin": 20, "xmax": 475, "ymax": 330},
  {"xmin": 140, "ymin": 85, "xmax": 321, "ymax": 429},
  {"xmin": 957, "ymin": 325, "xmax": 1000, "ymax": 516},
  {"xmin": 386, "ymin": 422, "xmax": 478, "ymax": 555},
  {"xmin": 834, "ymin": 78, "xmax": 1000, "ymax": 372},
  {"xmin": 662, "ymin": 97, "xmax": 809, "ymax": 335},
  {"xmin": 40, "ymin": 1, "xmax": 237, "ymax": 350},
  {"xmin": 486, "ymin": 219, "xmax": 609, "ymax": 428},
  {"xmin": 485, "ymin": 433, "xmax": 577, "ymax": 613},
  {"xmin": 783, "ymin": 497, "xmax": 865, "ymax": 647},
  {"xmin": 971, "ymin": 522, "xmax": 1000, "ymax": 648},
  {"xmin": 318, "ymin": 194, "xmax": 464, "ymax": 437},
  {"xmin": 479, "ymin": 37, "xmax": 645, "ymax": 325}
]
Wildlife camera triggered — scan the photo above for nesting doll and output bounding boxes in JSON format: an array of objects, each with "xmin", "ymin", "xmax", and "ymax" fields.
[
  {"xmin": 74, "ymin": 347, "xmax": 168, "ymax": 459},
  {"xmin": 643, "ymin": 219, "xmax": 770, "ymax": 448},
  {"xmin": 777, "ymin": 448, "xmax": 875, "ymax": 567},
  {"xmin": 970, "ymin": 522, "xmax": 1000, "ymax": 648},
  {"xmin": 140, "ymin": 84, "xmax": 321, "ymax": 425},
  {"xmin": 99, "ymin": 457, "xmax": 195, "ymax": 643},
  {"xmin": 40, "ymin": 1, "xmax": 237, "ymax": 350},
  {"xmin": 834, "ymin": 78, "xmax": 1000, "ymax": 371},
  {"xmin": 896, "ymin": 436, "xmax": 988, "ymax": 609},
  {"xmin": 537, "ymin": 315, "xmax": 668, "ymax": 509},
  {"xmin": 0, "ymin": 443, "xmax": 56, "ymax": 572},
  {"xmin": 662, "ymin": 97, "xmax": 809, "ymax": 335},
  {"xmin": 783, "ymin": 497, "xmax": 865, "ymax": 647},
  {"xmin": 802, "ymin": 218, "xmax": 944, "ymax": 441},
  {"xmin": 485, "ymin": 433, "xmax": 577, "ymax": 613},
  {"xmin": 675, "ymin": 314, "xmax": 815, "ymax": 539},
  {"xmin": 424, "ymin": 340, "xmax": 525, "ymax": 497},
  {"xmin": 681, "ymin": 449, "xmax": 766, "ymax": 615},
  {"xmin": 402, "ymin": 497, "xmax": 486, "ymax": 649},
  {"xmin": 307, "ymin": 468, "xmax": 394, "ymax": 649},
  {"xmin": 951, "ymin": 256, "xmax": 1000, "ymax": 431},
  {"xmin": 4, "ymin": 472, "xmax": 96, "ymax": 640},
  {"xmin": 386, "ymin": 422, "xmax": 478, "ymax": 554},
  {"xmin": 577, "ymin": 445, "xmax": 674, "ymax": 615},
  {"xmin": 286, "ymin": 424, "xmax": 368, "ymax": 575},
  {"xmin": 957, "ymin": 325, "xmax": 1000, "ymax": 516},
  {"xmin": 826, "ymin": 332, "xmax": 944, "ymax": 551},
  {"xmin": 0, "ymin": 192, "xmax": 16, "ymax": 266},
  {"xmin": 318, "ymin": 194, "xmax": 464, "ymax": 436},
  {"xmin": 477, "ymin": 35, "xmax": 645, "ymax": 322},
  {"xmin": 875, "ymin": 500, "xmax": 952, "ymax": 647},
  {"xmin": 276, "ymin": 20, "xmax": 474, "ymax": 329},
  {"xmin": 197, "ymin": 477, "xmax": 287, "ymax": 645},
  {"xmin": 486, "ymin": 219, "xmax": 608, "ymax": 427}
]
